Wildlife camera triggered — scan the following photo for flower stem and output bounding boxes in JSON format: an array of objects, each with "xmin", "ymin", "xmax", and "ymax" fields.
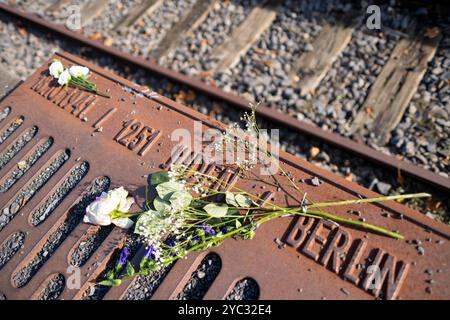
[
  {"xmin": 307, "ymin": 193, "xmax": 430, "ymax": 209},
  {"xmin": 291, "ymin": 208, "xmax": 404, "ymax": 239},
  {"xmin": 94, "ymin": 90, "xmax": 111, "ymax": 98},
  {"xmin": 69, "ymin": 77, "xmax": 110, "ymax": 98}
]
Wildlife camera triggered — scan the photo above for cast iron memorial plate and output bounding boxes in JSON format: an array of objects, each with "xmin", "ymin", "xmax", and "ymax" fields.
[{"xmin": 0, "ymin": 53, "xmax": 448, "ymax": 300}]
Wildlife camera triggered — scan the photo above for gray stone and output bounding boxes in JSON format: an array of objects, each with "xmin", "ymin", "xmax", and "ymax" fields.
[{"xmin": 375, "ymin": 181, "xmax": 391, "ymax": 195}]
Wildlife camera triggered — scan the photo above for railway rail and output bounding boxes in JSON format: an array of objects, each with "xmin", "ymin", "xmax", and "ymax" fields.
[{"xmin": 0, "ymin": 1, "xmax": 448, "ymax": 193}]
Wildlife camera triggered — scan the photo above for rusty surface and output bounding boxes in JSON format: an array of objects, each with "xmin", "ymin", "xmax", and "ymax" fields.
[
  {"xmin": 0, "ymin": 53, "xmax": 448, "ymax": 300},
  {"xmin": 0, "ymin": 3, "xmax": 448, "ymax": 193}
]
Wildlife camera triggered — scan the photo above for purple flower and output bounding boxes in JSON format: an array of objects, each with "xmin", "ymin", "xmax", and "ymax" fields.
[
  {"xmin": 117, "ymin": 247, "xmax": 130, "ymax": 267},
  {"xmin": 201, "ymin": 223, "xmax": 215, "ymax": 236},
  {"xmin": 143, "ymin": 245, "xmax": 154, "ymax": 260},
  {"xmin": 165, "ymin": 239, "xmax": 176, "ymax": 247}
]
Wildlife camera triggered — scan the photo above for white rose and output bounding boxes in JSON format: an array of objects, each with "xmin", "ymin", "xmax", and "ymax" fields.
[
  {"xmin": 49, "ymin": 60, "xmax": 64, "ymax": 79},
  {"xmin": 113, "ymin": 186, "xmax": 135, "ymax": 212},
  {"xmin": 69, "ymin": 65, "xmax": 90, "ymax": 78},
  {"xmin": 83, "ymin": 187, "xmax": 135, "ymax": 229},
  {"xmin": 58, "ymin": 70, "xmax": 71, "ymax": 86}
]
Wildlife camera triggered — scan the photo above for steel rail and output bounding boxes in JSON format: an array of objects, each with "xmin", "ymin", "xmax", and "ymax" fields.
[{"xmin": 0, "ymin": 3, "xmax": 448, "ymax": 192}]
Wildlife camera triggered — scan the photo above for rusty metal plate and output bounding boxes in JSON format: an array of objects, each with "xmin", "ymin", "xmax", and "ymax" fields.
[{"xmin": 0, "ymin": 52, "xmax": 449, "ymax": 300}]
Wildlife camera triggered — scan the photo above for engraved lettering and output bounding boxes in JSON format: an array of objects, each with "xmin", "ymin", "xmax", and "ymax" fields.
[
  {"xmin": 30, "ymin": 76, "xmax": 52, "ymax": 92},
  {"xmin": 47, "ymin": 86, "xmax": 65, "ymax": 100},
  {"xmin": 77, "ymin": 96, "xmax": 97, "ymax": 118},
  {"xmin": 56, "ymin": 87, "xmax": 76, "ymax": 108},
  {"xmin": 31, "ymin": 77, "xmax": 98, "ymax": 122},
  {"xmin": 114, "ymin": 119, "xmax": 161, "ymax": 156},
  {"xmin": 343, "ymin": 239, "xmax": 367, "ymax": 285},
  {"xmin": 362, "ymin": 249, "xmax": 409, "ymax": 300},
  {"xmin": 118, "ymin": 121, "xmax": 142, "ymax": 146},
  {"xmin": 285, "ymin": 216, "xmax": 314, "ymax": 248},
  {"xmin": 137, "ymin": 130, "xmax": 161, "ymax": 156},
  {"xmin": 302, "ymin": 220, "xmax": 333, "ymax": 261},
  {"xmin": 92, "ymin": 108, "xmax": 116, "ymax": 128},
  {"xmin": 319, "ymin": 228, "xmax": 350, "ymax": 273}
]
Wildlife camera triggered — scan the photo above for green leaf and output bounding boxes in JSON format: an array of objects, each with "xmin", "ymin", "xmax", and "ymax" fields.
[
  {"xmin": 225, "ymin": 192, "xmax": 238, "ymax": 207},
  {"xmin": 134, "ymin": 210, "xmax": 157, "ymax": 236},
  {"xmin": 190, "ymin": 199, "xmax": 206, "ymax": 208},
  {"xmin": 98, "ymin": 279, "xmax": 122, "ymax": 287},
  {"xmin": 226, "ymin": 192, "xmax": 252, "ymax": 208},
  {"xmin": 126, "ymin": 262, "xmax": 135, "ymax": 277},
  {"xmin": 235, "ymin": 220, "xmax": 242, "ymax": 228},
  {"xmin": 105, "ymin": 269, "xmax": 115, "ymax": 280},
  {"xmin": 150, "ymin": 171, "xmax": 170, "ymax": 186},
  {"xmin": 156, "ymin": 181, "xmax": 184, "ymax": 199},
  {"xmin": 204, "ymin": 203, "xmax": 228, "ymax": 217},
  {"xmin": 169, "ymin": 190, "xmax": 192, "ymax": 209},
  {"xmin": 235, "ymin": 194, "xmax": 252, "ymax": 207},
  {"xmin": 153, "ymin": 196, "xmax": 171, "ymax": 212}
]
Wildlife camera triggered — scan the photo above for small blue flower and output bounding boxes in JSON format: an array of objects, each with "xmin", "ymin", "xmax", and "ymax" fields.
[
  {"xmin": 220, "ymin": 226, "xmax": 229, "ymax": 235},
  {"xmin": 201, "ymin": 223, "xmax": 215, "ymax": 236},
  {"xmin": 117, "ymin": 247, "xmax": 130, "ymax": 267},
  {"xmin": 165, "ymin": 239, "xmax": 176, "ymax": 247},
  {"xmin": 143, "ymin": 245, "xmax": 154, "ymax": 260}
]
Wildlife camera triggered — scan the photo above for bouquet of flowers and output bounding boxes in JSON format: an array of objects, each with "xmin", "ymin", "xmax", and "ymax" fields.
[
  {"xmin": 82, "ymin": 106, "xmax": 429, "ymax": 287},
  {"xmin": 49, "ymin": 60, "xmax": 110, "ymax": 98}
]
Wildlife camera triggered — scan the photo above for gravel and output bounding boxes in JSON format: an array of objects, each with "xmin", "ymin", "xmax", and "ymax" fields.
[
  {"xmin": 214, "ymin": 0, "xmax": 330, "ymax": 99},
  {"xmin": 0, "ymin": 106, "xmax": 11, "ymax": 122},
  {"xmin": 38, "ymin": 273, "xmax": 65, "ymax": 300},
  {"xmin": 0, "ymin": 116, "xmax": 23, "ymax": 144},
  {"xmin": 89, "ymin": 0, "xmax": 199, "ymax": 58},
  {"xmin": 212, "ymin": 3, "xmax": 400, "ymax": 133},
  {"xmin": 386, "ymin": 32, "xmax": 450, "ymax": 176},
  {"xmin": 0, "ymin": 231, "xmax": 25, "ymax": 270},
  {"xmin": 82, "ymin": 0, "xmax": 141, "ymax": 37},
  {"xmin": 160, "ymin": 0, "xmax": 258, "ymax": 72},
  {"xmin": 0, "ymin": 0, "xmax": 91, "ymax": 25},
  {"xmin": 122, "ymin": 267, "xmax": 170, "ymax": 300},
  {"xmin": 0, "ymin": 137, "xmax": 54, "ymax": 192},
  {"xmin": 12, "ymin": 176, "xmax": 110, "ymax": 288},
  {"xmin": 305, "ymin": 28, "xmax": 398, "ymax": 134},
  {"xmin": 225, "ymin": 278, "xmax": 260, "ymax": 300},
  {"xmin": 0, "ymin": 125, "xmax": 37, "ymax": 170},
  {"xmin": 30, "ymin": 161, "xmax": 89, "ymax": 226},
  {"xmin": 0, "ymin": 0, "xmax": 52, "ymax": 16},
  {"xmin": 176, "ymin": 253, "xmax": 221, "ymax": 300},
  {"xmin": 0, "ymin": 149, "xmax": 70, "ymax": 232},
  {"xmin": 70, "ymin": 225, "xmax": 114, "ymax": 267}
]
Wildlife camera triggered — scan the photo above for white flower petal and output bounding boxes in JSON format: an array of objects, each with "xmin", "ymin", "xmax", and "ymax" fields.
[
  {"xmin": 118, "ymin": 197, "xmax": 134, "ymax": 212},
  {"xmin": 69, "ymin": 65, "xmax": 89, "ymax": 78},
  {"xmin": 112, "ymin": 217, "xmax": 134, "ymax": 229},
  {"xmin": 58, "ymin": 70, "xmax": 71, "ymax": 86},
  {"xmin": 82, "ymin": 186, "xmax": 134, "ymax": 227},
  {"xmin": 83, "ymin": 210, "xmax": 111, "ymax": 226},
  {"xmin": 92, "ymin": 194, "xmax": 117, "ymax": 214},
  {"xmin": 49, "ymin": 60, "xmax": 64, "ymax": 79}
]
